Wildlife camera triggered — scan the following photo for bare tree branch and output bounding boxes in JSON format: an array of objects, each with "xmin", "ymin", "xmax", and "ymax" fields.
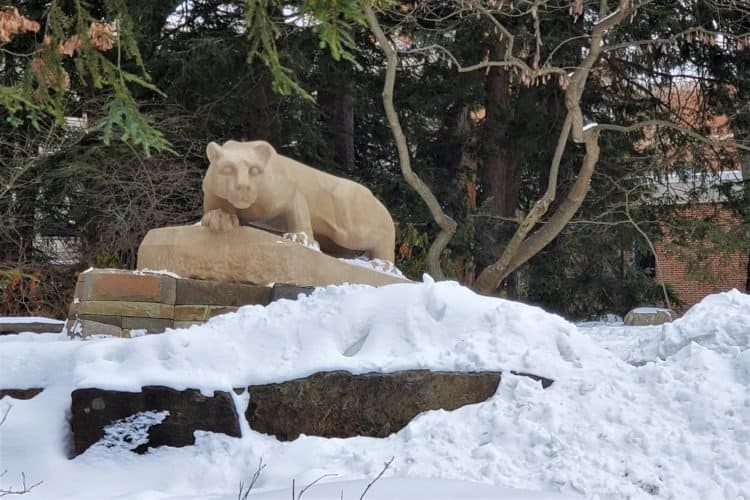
[
  {"xmin": 296, "ymin": 473, "xmax": 338, "ymax": 500},
  {"xmin": 359, "ymin": 457, "xmax": 394, "ymax": 500},
  {"xmin": 595, "ymin": 120, "xmax": 750, "ymax": 152},
  {"xmin": 362, "ymin": 2, "xmax": 457, "ymax": 278},
  {"xmin": 474, "ymin": 0, "xmax": 640, "ymax": 292},
  {"xmin": 238, "ymin": 458, "xmax": 266, "ymax": 500},
  {"xmin": 624, "ymin": 190, "xmax": 673, "ymax": 309},
  {"xmin": 0, "ymin": 472, "xmax": 42, "ymax": 497}
]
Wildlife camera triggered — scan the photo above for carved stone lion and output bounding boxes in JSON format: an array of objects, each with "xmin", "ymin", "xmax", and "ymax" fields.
[{"xmin": 202, "ymin": 140, "xmax": 396, "ymax": 262}]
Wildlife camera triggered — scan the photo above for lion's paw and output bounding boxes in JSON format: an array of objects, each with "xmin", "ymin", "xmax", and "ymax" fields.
[
  {"xmin": 283, "ymin": 232, "xmax": 320, "ymax": 251},
  {"xmin": 201, "ymin": 209, "xmax": 239, "ymax": 232}
]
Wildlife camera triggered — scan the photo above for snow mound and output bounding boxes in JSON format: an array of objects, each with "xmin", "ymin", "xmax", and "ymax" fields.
[
  {"xmin": 45, "ymin": 278, "xmax": 601, "ymax": 392},
  {"xmin": 3, "ymin": 285, "xmax": 749, "ymax": 499},
  {"xmin": 658, "ymin": 289, "xmax": 750, "ymax": 358}
]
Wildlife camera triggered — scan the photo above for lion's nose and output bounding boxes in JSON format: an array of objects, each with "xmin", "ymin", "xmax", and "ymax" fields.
[{"xmin": 235, "ymin": 168, "xmax": 251, "ymax": 188}]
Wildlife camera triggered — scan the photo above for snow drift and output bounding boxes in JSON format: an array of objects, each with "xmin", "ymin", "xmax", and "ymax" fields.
[{"xmin": 1, "ymin": 282, "xmax": 748, "ymax": 499}]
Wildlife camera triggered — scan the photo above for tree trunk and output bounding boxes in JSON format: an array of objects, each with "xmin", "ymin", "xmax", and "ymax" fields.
[
  {"xmin": 473, "ymin": 0, "xmax": 631, "ymax": 293},
  {"xmin": 318, "ymin": 80, "xmax": 355, "ymax": 171},
  {"xmin": 481, "ymin": 42, "xmax": 518, "ymax": 218}
]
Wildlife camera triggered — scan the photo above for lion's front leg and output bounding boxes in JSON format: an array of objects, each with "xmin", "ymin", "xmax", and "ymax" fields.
[
  {"xmin": 201, "ymin": 208, "xmax": 239, "ymax": 232},
  {"xmin": 282, "ymin": 193, "xmax": 319, "ymax": 250}
]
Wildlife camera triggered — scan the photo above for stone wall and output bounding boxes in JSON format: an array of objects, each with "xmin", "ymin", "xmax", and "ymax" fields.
[
  {"xmin": 67, "ymin": 269, "xmax": 312, "ymax": 337},
  {"xmin": 66, "ymin": 369, "xmax": 553, "ymax": 456}
]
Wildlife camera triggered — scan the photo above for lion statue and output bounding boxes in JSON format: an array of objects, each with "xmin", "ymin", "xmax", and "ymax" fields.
[{"xmin": 201, "ymin": 140, "xmax": 396, "ymax": 262}]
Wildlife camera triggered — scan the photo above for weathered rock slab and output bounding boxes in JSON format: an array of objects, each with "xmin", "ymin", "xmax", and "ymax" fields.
[
  {"xmin": 74, "ymin": 300, "xmax": 175, "ymax": 319},
  {"xmin": 137, "ymin": 225, "xmax": 408, "ymax": 288},
  {"xmin": 245, "ymin": 370, "xmax": 552, "ymax": 440},
  {"xmin": 624, "ymin": 307, "xmax": 676, "ymax": 326},
  {"xmin": 0, "ymin": 320, "xmax": 64, "ymax": 335},
  {"xmin": 68, "ymin": 370, "xmax": 553, "ymax": 456},
  {"xmin": 74, "ymin": 269, "xmax": 176, "ymax": 304},
  {"xmin": 69, "ymin": 386, "xmax": 241, "ymax": 456},
  {"xmin": 270, "ymin": 283, "xmax": 315, "ymax": 301},
  {"xmin": 0, "ymin": 388, "xmax": 44, "ymax": 400},
  {"xmin": 175, "ymin": 278, "xmax": 272, "ymax": 306}
]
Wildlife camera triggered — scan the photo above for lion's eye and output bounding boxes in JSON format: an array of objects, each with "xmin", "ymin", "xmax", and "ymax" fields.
[
  {"xmin": 249, "ymin": 166, "xmax": 262, "ymax": 176},
  {"xmin": 219, "ymin": 165, "xmax": 234, "ymax": 175}
]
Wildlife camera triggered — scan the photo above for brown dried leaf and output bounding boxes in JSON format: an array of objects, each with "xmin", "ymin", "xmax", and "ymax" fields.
[
  {"xmin": 88, "ymin": 22, "xmax": 114, "ymax": 51},
  {"xmin": 31, "ymin": 57, "xmax": 71, "ymax": 90},
  {"xmin": 0, "ymin": 7, "xmax": 40, "ymax": 44},
  {"xmin": 59, "ymin": 35, "xmax": 81, "ymax": 56},
  {"xmin": 399, "ymin": 242, "xmax": 411, "ymax": 260}
]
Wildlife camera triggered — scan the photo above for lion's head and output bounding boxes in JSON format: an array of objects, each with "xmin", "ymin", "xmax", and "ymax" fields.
[{"xmin": 204, "ymin": 140, "xmax": 276, "ymax": 209}]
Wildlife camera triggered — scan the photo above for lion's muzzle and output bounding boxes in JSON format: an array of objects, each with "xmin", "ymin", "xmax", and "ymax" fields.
[{"xmin": 228, "ymin": 185, "xmax": 255, "ymax": 209}]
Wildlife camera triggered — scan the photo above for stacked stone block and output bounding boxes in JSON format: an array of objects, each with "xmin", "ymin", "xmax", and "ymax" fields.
[{"xmin": 67, "ymin": 269, "xmax": 310, "ymax": 338}]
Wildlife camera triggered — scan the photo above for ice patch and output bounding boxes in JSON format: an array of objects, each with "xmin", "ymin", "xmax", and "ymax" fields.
[{"xmin": 88, "ymin": 411, "xmax": 170, "ymax": 453}]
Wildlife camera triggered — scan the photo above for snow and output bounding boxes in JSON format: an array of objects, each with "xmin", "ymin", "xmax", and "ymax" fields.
[
  {"xmin": 92, "ymin": 411, "xmax": 170, "ymax": 452},
  {"xmin": 135, "ymin": 269, "xmax": 184, "ymax": 279},
  {"xmin": 339, "ymin": 257, "xmax": 406, "ymax": 278},
  {"xmin": 593, "ymin": 8, "xmax": 620, "ymax": 26},
  {"xmin": 629, "ymin": 306, "xmax": 671, "ymax": 314},
  {"xmin": 658, "ymin": 289, "xmax": 750, "ymax": 357},
  {"xmin": 0, "ymin": 316, "xmax": 64, "ymax": 325},
  {"xmin": 1, "ymin": 283, "xmax": 749, "ymax": 499},
  {"xmin": 582, "ymin": 122, "xmax": 598, "ymax": 132},
  {"xmin": 242, "ymin": 478, "xmax": 580, "ymax": 499}
]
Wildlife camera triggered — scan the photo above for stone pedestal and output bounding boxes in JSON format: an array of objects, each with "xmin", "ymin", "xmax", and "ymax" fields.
[
  {"xmin": 66, "ymin": 269, "xmax": 313, "ymax": 337},
  {"xmin": 137, "ymin": 225, "xmax": 408, "ymax": 287}
]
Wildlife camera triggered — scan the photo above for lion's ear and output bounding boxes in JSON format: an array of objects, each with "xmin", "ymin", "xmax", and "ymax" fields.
[
  {"xmin": 206, "ymin": 142, "xmax": 222, "ymax": 164},
  {"xmin": 251, "ymin": 141, "xmax": 276, "ymax": 166}
]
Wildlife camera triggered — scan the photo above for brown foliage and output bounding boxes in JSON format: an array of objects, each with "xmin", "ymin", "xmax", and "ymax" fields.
[
  {"xmin": 59, "ymin": 22, "xmax": 114, "ymax": 56},
  {"xmin": 0, "ymin": 7, "xmax": 40, "ymax": 44},
  {"xmin": 31, "ymin": 58, "xmax": 71, "ymax": 90},
  {"xmin": 59, "ymin": 34, "xmax": 82, "ymax": 56},
  {"xmin": 0, "ymin": 266, "xmax": 78, "ymax": 319},
  {"xmin": 88, "ymin": 22, "xmax": 115, "ymax": 52}
]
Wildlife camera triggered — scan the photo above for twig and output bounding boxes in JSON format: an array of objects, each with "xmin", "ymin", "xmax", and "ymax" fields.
[
  {"xmin": 359, "ymin": 457, "xmax": 394, "ymax": 500},
  {"xmin": 238, "ymin": 458, "xmax": 266, "ymax": 500},
  {"xmin": 601, "ymin": 173, "xmax": 673, "ymax": 310},
  {"xmin": 594, "ymin": 120, "xmax": 750, "ymax": 152},
  {"xmin": 0, "ymin": 406, "xmax": 9, "ymax": 427},
  {"xmin": 296, "ymin": 474, "xmax": 338, "ymax": 500},
  {"xmin": 0, "ymin": 472, "xmax": 43, "ymax": 497},
  {"xmin": 623, "ymin": 191, "xmax": 673, "ymax": 310}
]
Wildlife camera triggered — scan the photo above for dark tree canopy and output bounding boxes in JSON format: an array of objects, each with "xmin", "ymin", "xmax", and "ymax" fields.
[{"xmin": 1, "ymin": 0, "xmax": 748, "ymax": 319}]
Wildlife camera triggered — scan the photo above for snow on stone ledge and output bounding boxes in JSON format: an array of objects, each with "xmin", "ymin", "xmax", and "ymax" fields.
[{"xmin": 0, "ymin": 316, "xmax": 64, "ymax": 324}]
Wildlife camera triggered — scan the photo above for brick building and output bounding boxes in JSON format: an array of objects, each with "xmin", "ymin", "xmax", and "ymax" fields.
[
  {"xmin": 636, "ymin": 84, "xmax": 749, "ymax": 313},
  {"xmin": 653, "ymin": 201, "xmax": 748, "ymax": 312}
]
